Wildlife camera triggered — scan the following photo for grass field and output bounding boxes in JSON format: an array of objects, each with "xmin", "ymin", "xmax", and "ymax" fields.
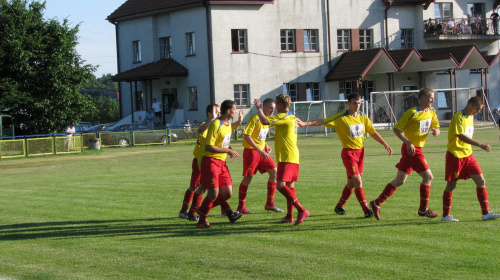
[{"xmin": 1, "ymin": 127, "xmax": 499, "ymax": 279}]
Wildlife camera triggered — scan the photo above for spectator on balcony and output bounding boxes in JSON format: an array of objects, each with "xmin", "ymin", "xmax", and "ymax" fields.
[{"xmin": 491, "ymin": 9, "xmax": 499, "ymax": 35}]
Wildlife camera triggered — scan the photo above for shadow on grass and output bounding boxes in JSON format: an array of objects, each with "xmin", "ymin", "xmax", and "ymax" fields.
[{"xmin": 0, "ymin": 214, "xmax": 460, "ymax": 241}]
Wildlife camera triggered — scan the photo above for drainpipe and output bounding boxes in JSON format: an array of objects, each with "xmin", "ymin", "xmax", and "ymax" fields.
[
  {"xmin": 205, "ymin": 3, "xmax": 215, "ymax": 104},
  {"xmin": 326, "ymin": 0, "xmax": 332, "ymax": 68},
  {"xmin": 110, "ymin": 20, "xmax": 123, "ymax": 119},
  {"xmin": 384, "ymin": 3, "xmax": 392, "ymax": 50}
]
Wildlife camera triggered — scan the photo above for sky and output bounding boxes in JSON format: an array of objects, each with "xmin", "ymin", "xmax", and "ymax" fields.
[{"xmin": 43, "ymin": 0, "xmax": 126, "ymax": 77}]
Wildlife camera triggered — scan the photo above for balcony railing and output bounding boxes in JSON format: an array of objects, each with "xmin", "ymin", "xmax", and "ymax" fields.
[{"xmin": 424, "ymin": 17, "xmax": 500, "ymax": 39}]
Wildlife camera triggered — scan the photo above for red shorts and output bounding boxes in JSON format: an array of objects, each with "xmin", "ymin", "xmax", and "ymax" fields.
[
  {"xmin": 277, "ymin": 162, "xmax": 299, "ymax": 182},
  {"xmin": 242, "ymin": 148, "xmax": 276, "ymax": 176},
  {"xmin": 445, "ymin": 151, "xmax": 482, "ymax": 181},
  {"xmin": 189, "ymin": 157, "xmax": 201, "ymax": 188},
  {"xmin": 200, "ymin": 157, "xmax": 232, "ymax": 188},
  {"xmin": 396, "ymin": 143, "xmax": 429, "ymax": 175},
  {"xmin": 341, "ymin": 148, "xmax": 364, "ymax": 178}
]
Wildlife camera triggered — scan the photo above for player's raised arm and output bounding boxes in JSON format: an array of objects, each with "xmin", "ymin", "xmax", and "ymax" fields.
[{"xmin": 253, "ymin": 99, "xmax": 269, "ymax": 125}]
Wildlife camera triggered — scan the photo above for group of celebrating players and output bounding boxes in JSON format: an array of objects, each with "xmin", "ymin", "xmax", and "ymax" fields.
[{"xmin": 178, "ymin": 88, "xmax": 499, "ymax": 229}]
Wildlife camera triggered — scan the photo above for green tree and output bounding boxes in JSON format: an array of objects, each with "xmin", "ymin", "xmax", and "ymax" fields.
[
  {"xmin": 82, "ymin": 95, "xmax": 119, "ymax": 125},
  {"xmin": 0, "ymin": 0, "xmax": 96, "ymax": 134}
]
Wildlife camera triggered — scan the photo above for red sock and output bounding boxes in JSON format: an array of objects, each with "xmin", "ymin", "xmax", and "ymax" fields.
[
  {"xmin": 266, "ymin": 181, "xmax": 277, "ymax": 205},
  {"xmin": 336, "ymin": 186, "xmax": 352, "ymax": 208},
  {"xmin": 220, "ymin": 201, "xmax": 233, "ymax": 215},
  {"xmin": 419, "ymin": 184, "xmax": 430, "ymax": 212},
  {"xmin": 375, "ymin": 183, "xmax": 397, "ymax": 206},
  {"xmin": 188, "ymin": 192, "xmax": 203, "ymax": 215},
  {"xmin": 197, "ymin": 197, "xmax": 215, "ymax": 223},
  {"xmin": 278, "ymin": 186, "xmax": 295, "ymax": 219},
  {"xmin": 238, "ymin": 183, "xmax": 249, "ymax": 210},
  {"xmin": 476, "ymin": 187, "xmax": 490, "ymax": 215},
  {"xmin": 442, "ymin": 191, "xmax": 453, "ymax": 217},
  {"xmin": 212, "ymin": 194, "xmax": 226, "ymax": 208},
  {"xmin": 354, "ymin": 187, "xmax": 369, "ymax": 212},
  {"xmin": 180, "ymin": 189, "xmax": 194, "ymax": 213},
  {"xmin": 288, "ymin": 186, "xmax": 305, "ymax": 212}
]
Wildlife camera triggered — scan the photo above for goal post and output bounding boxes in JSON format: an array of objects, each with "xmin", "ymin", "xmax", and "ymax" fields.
[{"xmin": 369, "ymin": 87, "xmax": 497, "ymax": 128}]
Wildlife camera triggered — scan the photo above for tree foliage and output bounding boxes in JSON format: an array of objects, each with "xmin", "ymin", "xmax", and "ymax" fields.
[
  {"xmin": 81, "ymin": 73, "xmax": 118, "ymax": 92},
  {"xmin": 0, "ymin": 0, "xmax": 96, "ymax": 134},
  {"xmin": 82, "ymin": 95, "xmax": 120, "ymax": 125}
]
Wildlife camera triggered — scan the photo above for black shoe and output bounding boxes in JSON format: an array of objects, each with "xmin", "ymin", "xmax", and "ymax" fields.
[
  {"xmin": 364, "ymin": 209, "xmax": 374, "ymax": 218},
  {"xmin": 334, "ymin": 207, "xmax": 346, "ymax": 215},
  {"xmin": 188, "ymin": 214, "xmax": 199, "ymax": 221},
  {"xmin": 228, "ymin": 211, "xmax": 243, "ymax": 223}
]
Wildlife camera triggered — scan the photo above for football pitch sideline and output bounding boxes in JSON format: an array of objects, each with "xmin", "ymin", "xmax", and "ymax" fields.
[{"xmin": 1, "ymin": 127, "xmax": 499, "ymax": 279}]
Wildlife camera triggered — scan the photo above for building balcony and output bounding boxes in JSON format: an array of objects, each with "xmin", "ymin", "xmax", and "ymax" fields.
[{"xmin": 424, "ymin": 18, "xmax": 500, "ymax": 40}]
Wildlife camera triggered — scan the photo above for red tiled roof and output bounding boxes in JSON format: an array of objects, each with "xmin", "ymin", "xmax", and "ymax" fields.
[
  {"xmin": 485, "ymin": 54, "xmax": 499, "ymax": 66},
  {"xmin": 111, "ymin": 58, "xmax": 188, "ymax": 81},
  {"xmin": 107, "ymin": 0, "xmax": 273, "ymax": 22},
  {"xmin": 417, "ymin": 45, "xmax": 485, "ymax": 66},
  {"xmin": 325, "ymin": 48, "xmax": 398, "ymax": 81}
]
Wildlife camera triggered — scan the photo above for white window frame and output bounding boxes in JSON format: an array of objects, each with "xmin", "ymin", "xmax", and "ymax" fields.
[
  {"xmin": 434, "ymin": 3, "xmax": 452, "ymax": 20},
  {"xmin": 401, "ymin": 29, "xmax": 413, "ymax": 48},
  {"xmin": 359, "ymin": 29, "xmax": 372, "ymax": 50},
  {"xmin": 133, "ymin": 40, "xmax": 141, "ymax": 62},
  {"xmin": 234, "ymin": 84, "xmax": 250, "ymax": 107},
  {"xmin": 337, "ymin": 29, "xmax": 351, "ymax": 51},
  {"xmin": 159, "ymin": 37, "xmax": 172, "ymax": 59},
  {"xmin": 306, "ymin": 83, "xmax": 320, "ymax": 101},
  {"xmin": 186, "ymin": 32, "xmax": 195, "ymax": 56},
  {"xmin": 280, "ymin": 29, "xmax": 295, "ymax": 52},
  {"xmin": 283, "ymin": 83, "xmax": 298, "ymax": 102},
  {"xmin": 304, "ymin": 29, "xmax": 319, "ymax": 52},
  {"xmin": 231, "ymin": 29, "xmax": 248, "ymax": 52}
]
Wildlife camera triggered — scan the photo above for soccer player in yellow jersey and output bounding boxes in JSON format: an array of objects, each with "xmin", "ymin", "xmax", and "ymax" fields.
[
  {"xmin": 299, "ymin": 93, "xmax": 392, "ymax": 218},
  {"xmin": 441, "ymin": 96, "xmax": 499, "ymax": 222},
  {"xmin": 254, "ymin": 94, "xmax": 310, "ymax": 225},
  {"xmin": 178, "ymin": 104, "xmax": 219, "ymax": 221},
  {"xmin": 196, "ymin": 100, "xmax": 244, "ymax": 229},
  {"xmin": 370, "ymin": 88, "xmax": 440, "ymax": 220},
  {"xmin": 237, "ymin": 98, "xmax": 283, "ymax": 214}
]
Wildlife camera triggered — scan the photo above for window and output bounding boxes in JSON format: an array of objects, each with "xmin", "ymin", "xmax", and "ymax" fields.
[
  {"xmin": 340, "ymin": 80, "xmax": 374, "ymax": 100},
  {"xmin": 280, "ymin": 29, "xmax": 295, "ymax": 51},
  {"xmin": 188, "ymin": 87, "xmax": 198, "ymax": 110},
  {"xmin": 133, "ymin": 40, "xmax": 141, "ymax": 62},
  {"xmin": 306, "ymin": 83, "xmax": 320, "ymax": 101},
  {"xmin": 437, "ymin": 91, "xmax": 452, "ymax": 109},
  {"xmin": 283, "ymin": 83, "xmax": 297, "ymax": 102},
  {"xmin": 234, "ymin": 84, "xmax": 250, "ymax": 106},
  {"xmin": 231, "ymin": 29, "xmax": 248, "ymax": 52},
  {"xmin": 434, "ymin": 3, "xmax": 452, "ymax": 20},
  {"xmin": 159, "ymin": 37, "xmax": 172, "ymax": 59},
  {"xmin": 304, "ymin": 29, "xmax": 319, "ymax": 52},
  {"xmin": 186, "ymin": 32, "xmax": 195, "ymax": 55},
  {"xmin": 401, "ymin": 29, "xmax": 413, "ymax": 48},
  {"xmin": 337, "ymin": 29, "xmax": 351, "ymax": 50},
  {"xmin": 359, "ymin": 29, "xmax": 372, "ymax": 50}
]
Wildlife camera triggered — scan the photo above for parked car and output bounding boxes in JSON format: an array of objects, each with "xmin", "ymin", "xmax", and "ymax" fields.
[
  {"xmin": 75, "ymin": 124, "xmax": 91, "ymax": 133},
  {"xmin": 99, "ymin": 123, "xmax": 177, "ymax": 146},
  {"xmin": 83, "ymin": 123, "xmax": 115, "ymax": 137}
]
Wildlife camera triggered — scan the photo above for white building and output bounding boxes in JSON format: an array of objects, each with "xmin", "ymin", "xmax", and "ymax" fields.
[{"xmin": 107, "ymin": 0, "xmax": 500, "ymax": 126}]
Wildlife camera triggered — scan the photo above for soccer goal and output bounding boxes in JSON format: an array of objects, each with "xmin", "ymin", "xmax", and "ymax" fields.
[
  {"xmin": 370, "ymin": 87, "xmax": 497, "ymax": 128},
  {"xmin": 292, "ymin": 100, "xmax": 369, "ymax": 135}
]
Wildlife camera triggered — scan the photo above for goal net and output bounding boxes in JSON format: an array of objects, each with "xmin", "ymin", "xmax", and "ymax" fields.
[
  {"xmin": 370, "ymin": 87, "xmax": 497, "ymax": 128},
  {"xmin": 292, "ymin": 100, "xmax": 369, "ymax": 135}
]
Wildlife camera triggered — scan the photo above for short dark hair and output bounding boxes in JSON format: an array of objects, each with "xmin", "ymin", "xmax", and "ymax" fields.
[
  {"xmin": 347, "ymin": 93, "xmax": 361, "ymax": 102},
  {"xmin": 221, "ymin": 100, "xmax": 236, "ymax": 114},
  {"xmin": 467, "ymin": 96, "xmax": 483, "ymax": 107},
  {"xmin": 206, "ymin": 103, "xmax": 219, "ymax": 118},
  {"xmin": 263, "ymin": 98, "xmax": 275, "ymax": 106}
]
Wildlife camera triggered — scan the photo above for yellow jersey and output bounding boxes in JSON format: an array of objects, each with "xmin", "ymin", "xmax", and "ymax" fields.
[
  {"xmin": 323, "ymin": 110, "xmax": 376, "ymax": 149},
  {"xmin": 192, "ymin": 121, "xmax": 206, "ymax": 158},
  {"xmin": 394, "ymin": 106, "xmax": 439, "ymax": 148},
  {"xmin": 243, "ymin": 114, "xmax": 269, "ymax": 150},
  {"xmin": 200, "ymin": 118, "xmax": 233, "ymax": 162},
  {"xmin": 267, "ymin": 112, "xmax": 299, "ymax": 164},
  {"xmin": 447, "ymin": 110, "xmax": 474, "ymax": 158}
]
